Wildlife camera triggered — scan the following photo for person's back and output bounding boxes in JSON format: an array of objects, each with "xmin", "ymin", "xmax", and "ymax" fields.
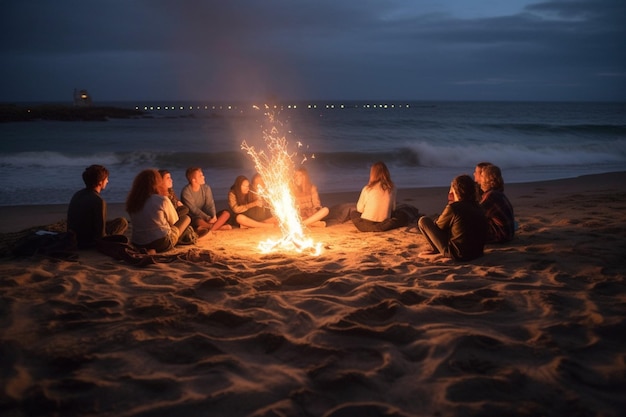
[
  {"xmin": 481, "ymin": 189, "xmax": 515, "ymax": 243},
  {"xmin": 444, "ymin": 200, "xmax": 488, "ymax": 261},
  {"xmin": 358, "ymin": 182, "xmax": 395, "ymax": 222},
  {"xmin": 126, "ymin": 169, "xmax": 193, "ymax": 252},
  {"xmin": 351, "ymin": 162, "xmax": 405, "ymax": 232},
  {"xmin": 479, "ymin": 165, "xmax": 515, "ymax": 243},
  {"xmin": 129, "ymin": 194, "xmax": 176, "ymax": 246},
  {"xmin": 67, "ymin": 187, "xmax": 105, "ymax": 249},
  {"xmin": 67, "ymin": 164, "xmax": 127, "ymax": 249}
]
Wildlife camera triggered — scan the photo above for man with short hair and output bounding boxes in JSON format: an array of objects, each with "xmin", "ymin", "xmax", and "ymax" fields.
[
  {"xmin": 67, "ymin": 164, "xmax": 128, "ymax": 249},
  {"xmin": 181, "ymin": 167, "xmax": 231, "ymax": 232}
]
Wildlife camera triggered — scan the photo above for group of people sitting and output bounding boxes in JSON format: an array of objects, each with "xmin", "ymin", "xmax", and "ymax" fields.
[
  {"xmin": 66, "ymin": 160, "xmax": 515, "ymax": 261},
  {"xmin": 417, "ymin": 162, "xmax": 515, "ymax": 261}
]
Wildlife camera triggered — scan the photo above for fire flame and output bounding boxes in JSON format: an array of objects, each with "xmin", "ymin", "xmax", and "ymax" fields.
[{"xmin": 241, "ymin": 107, "xmax": 323, "ymax": 256}]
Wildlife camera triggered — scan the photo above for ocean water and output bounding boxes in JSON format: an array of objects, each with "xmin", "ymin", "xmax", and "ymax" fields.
[{"xmin": 0, "ymin": 101, "xmax": 625, "ymax": 206}]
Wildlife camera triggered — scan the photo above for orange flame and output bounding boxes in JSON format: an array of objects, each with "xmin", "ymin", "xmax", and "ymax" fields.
[{"xmin": 242, "ymin": 107, "xmax": 323, "ymax": 256}]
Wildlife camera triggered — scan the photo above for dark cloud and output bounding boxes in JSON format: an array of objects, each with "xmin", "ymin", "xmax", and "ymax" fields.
[{"xmin": 0, "ymin": 0, "xmax": 624, "ymax": 102}]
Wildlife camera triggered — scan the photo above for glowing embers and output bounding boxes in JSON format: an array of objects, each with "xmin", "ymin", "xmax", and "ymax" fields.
[{"xmin": 242, "ymin": 108, "xmax": 323, "ymax": 256}]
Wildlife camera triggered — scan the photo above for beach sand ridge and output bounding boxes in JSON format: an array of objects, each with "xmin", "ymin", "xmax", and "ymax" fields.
[{"xmin": 1, "ymin": 172, "xmax": 625, "ymax": 416}]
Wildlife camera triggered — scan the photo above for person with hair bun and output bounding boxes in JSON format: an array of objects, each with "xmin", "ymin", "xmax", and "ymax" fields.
[{"xmin": 417, "ymin": 174, "xmax": 487, "ymax": 261}]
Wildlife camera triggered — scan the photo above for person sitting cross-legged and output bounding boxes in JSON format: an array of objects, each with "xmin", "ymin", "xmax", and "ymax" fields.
[{"xmin": 181, "ymin": 167, "xmax": 232, "ymax": 233}]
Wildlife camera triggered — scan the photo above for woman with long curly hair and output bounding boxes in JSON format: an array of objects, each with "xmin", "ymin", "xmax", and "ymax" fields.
[{"xmin": 126, "ymin": 169, "xmax": 193, "ymax": 252}]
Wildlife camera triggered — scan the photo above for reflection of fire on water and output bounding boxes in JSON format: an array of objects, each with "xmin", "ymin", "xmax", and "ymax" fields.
[{"xmin": 242, "ymin": 107, "xmax": 323, "ymax": 256}]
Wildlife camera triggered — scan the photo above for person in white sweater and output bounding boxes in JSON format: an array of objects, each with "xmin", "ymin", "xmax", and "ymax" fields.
[
  {"xmin": 126, "ymin": 169, "xmax": 193, "ymax": 252},
  {"xmin": 350, "ymin": 161, "xmax": 411, "ymax": 232}
]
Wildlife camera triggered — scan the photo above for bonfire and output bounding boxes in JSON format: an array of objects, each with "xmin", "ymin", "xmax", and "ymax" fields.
[{"xmin": 241, "ymin": 107, "xmax": 323, "ymax": 256}]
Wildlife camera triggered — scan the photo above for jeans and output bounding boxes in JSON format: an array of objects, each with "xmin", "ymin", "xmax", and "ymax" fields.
[
  {"xmin": 417, "ymin": 216, "xmax": 449, "ymax": 256},
  {"xmin": 350, "ymin": 209, "xmax": 410, "ymax": 232}
]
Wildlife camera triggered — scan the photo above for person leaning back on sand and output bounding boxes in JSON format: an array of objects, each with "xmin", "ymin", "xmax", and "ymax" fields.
[
  {"xmin": 417, "ymin": 174, "xmax": 487, "ymax": 261},
  {"xmin": 67, "ymin": 164, "xmax": 128, "ymax": 249},
  {"xmin": 180, "ymin": 167, "xmax": 232, "ymax": 233}
]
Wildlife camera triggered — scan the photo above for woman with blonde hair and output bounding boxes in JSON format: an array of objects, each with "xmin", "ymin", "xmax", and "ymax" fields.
[
  {"xmin": 126, "ymin": 169, "xmax": 194, "ymax": 252},
  {"xmin": 293, "ymin": 167, "xmax": 329, "ymax": 227}
]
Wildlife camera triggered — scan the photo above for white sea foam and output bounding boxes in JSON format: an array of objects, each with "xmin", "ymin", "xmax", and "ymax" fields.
[{"xmin": 1, "ymin": 101, "xmax": 624, "ymax": 205}]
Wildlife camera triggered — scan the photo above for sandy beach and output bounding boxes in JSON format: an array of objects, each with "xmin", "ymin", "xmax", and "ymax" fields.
[{"xmin": 1, "ymin": 172, "xmax": 625, "ymax": 417}]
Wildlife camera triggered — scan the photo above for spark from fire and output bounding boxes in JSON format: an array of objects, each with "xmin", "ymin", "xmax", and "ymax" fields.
[{"xmin": 241, "ymin": 106, "xmax": 323, "ymax": 256}]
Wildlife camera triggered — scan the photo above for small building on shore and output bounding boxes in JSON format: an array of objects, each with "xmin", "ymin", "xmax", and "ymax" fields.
[{"xmin": 73, "ymin": 89, "xmax": 93, "ymax": 107}]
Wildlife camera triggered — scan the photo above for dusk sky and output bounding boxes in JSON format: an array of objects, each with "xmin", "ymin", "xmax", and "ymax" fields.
[{"xmin": 1, "ymin": 0, "xmax": 625, "ymax": 103}]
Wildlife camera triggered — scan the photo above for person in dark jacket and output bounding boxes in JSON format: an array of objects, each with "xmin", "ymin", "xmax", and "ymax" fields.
[
  {"xmin": 479, "ymin": 164, "xmax": 515, "ymax": 243},
  {"xmin": 67, "ymin": 164, "xmax": 128, "ymax": 249},
  {"xmin": 417, "ymin": 174, "xmax": 487, "ymax": 261}
]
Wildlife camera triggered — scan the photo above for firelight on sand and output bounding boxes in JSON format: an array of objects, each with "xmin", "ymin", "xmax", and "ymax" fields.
[{"xmin": 241, "ymin": 106, "xmax": 323, "ymax": 256}]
